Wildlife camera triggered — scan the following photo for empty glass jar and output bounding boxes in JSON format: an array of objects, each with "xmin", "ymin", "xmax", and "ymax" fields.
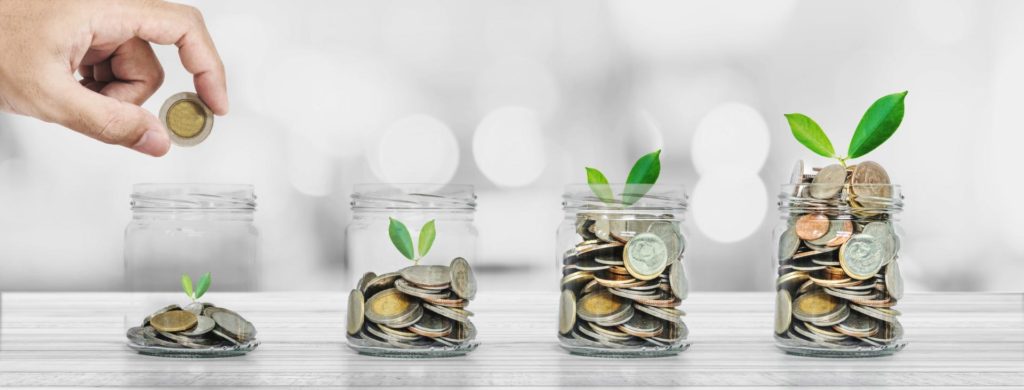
[
  {"xmin": 773, "ymin": 162, "xmax": 906, "ymax": 357},
  {"xmin": 556, "ymin": 184, "xmax": 690, "ymax": 357},
  {"xmin": 124, "ymin": 183, "xmax": 260, "ymax": 357},
  {"xmin": 345, "ymin": 184, "xmax": 480, "ymax": 357}
]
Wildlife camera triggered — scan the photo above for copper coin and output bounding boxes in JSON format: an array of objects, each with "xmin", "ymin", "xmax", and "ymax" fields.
[{"xmin": 795, "ymin": 213, "xmax": 830, "ymax": 240}]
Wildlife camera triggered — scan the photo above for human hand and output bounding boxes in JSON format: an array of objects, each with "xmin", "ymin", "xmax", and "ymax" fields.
[{"xmin": 0, "ymin": 0, "xmax": 227, "ymax": 157}]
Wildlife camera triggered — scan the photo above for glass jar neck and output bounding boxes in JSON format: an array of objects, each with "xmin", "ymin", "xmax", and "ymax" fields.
[
  {"xmin": 130, "ymin": 183, "xmax": 256, "ymax": 220},
  {"xmin": 778, "ymin": 184, "xmax": 903, "ymax": 215},
  {"xmin": 562, "ymin": 184, "xmax": 688, "ymax": 215},
  {"xmin": 350, "ymin": 183, "xmax": 476, "ymax": 215}
]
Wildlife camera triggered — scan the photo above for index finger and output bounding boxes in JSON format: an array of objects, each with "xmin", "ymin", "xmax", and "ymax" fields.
[{"xmin": 121, "ymin": 1, "xmax": 228, "ymax": 115}]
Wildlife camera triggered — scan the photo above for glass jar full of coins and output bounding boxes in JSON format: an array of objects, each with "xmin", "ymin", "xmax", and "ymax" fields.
[
  {"xmin": 557, "ymin": 184, "xmax": 690, "ymax": 357},
  {"xmin": 345, "ymin": 184, "xmax": 480, "ymax": 357},
  {"xmin": 774, "ymin": 161, "xmax": 906, "ymax": 357}
]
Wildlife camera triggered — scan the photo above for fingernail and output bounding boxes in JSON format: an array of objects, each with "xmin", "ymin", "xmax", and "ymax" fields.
[{"xmin": 132, "ymin": 128, "xmax": 171, "ymax": 157}]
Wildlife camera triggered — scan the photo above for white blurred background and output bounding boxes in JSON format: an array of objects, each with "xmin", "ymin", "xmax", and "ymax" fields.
[{"xmin": 1, "ymin": 0, "xmax": 1023, "ymax": 292}]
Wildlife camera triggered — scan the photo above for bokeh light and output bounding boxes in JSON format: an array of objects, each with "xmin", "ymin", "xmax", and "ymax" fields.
[
  {"xmin": 691, "ymin": 102, "xmax": 770, "ymax": 175},
  {"xmin": 473, "ymin": 106, "xmax": 547, "ymax": 187},
  {"xmin": 691, "ymin": 172, "xmax": 767, "ymax": 243},
  {"xmin": 369, "ymin": 114, "xmax": 460, "ymax": 184}
]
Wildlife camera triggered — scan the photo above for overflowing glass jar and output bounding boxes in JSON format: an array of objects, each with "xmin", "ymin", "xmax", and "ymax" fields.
[
  {"xmin": 345, "ymin": 184, "xmax": 480, "ymax": 357},
  {"xmin": 124, "ymin": 183, "xmax": 260, "ymax": 357},
  {"xmin": 774, "ymin": 161, "xmax": 906, "ymax": 357},
  {"xmin": 556, "ymin": 184, "xmax": 690, "ymax": 357}
]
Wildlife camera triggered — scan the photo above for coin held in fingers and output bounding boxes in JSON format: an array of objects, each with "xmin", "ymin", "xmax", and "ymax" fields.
[{"xmin": 160, "ymin": 92, "xmax": 214, "ymax": 146}]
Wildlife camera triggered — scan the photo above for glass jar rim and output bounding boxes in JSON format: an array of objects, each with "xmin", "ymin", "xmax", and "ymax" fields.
[
  {"xmin": 131, "ymin": 183, "xmax": 256, "ymax": 210},
  {"xmin": 778, "ymin": 183, "xmax": 903, "ymax": 213},
  {"xmin": 351, "ymin": 183, "xmax": 476, "ymax": 210},
  {"xmin": 562, "ymin": 183, "xmax": 688, "ymax": 212}
]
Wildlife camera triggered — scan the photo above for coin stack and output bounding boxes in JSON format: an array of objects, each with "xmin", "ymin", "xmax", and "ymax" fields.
[
  {"xmin": 126, "ymin": 303, "xmax": 258, "ymax": 353},
  {"xmin": 775, "ymin": 160, "xmax": 904, "ymax": 352},
  {"xmin": 347, "ymin": 257, "xmax": 478, "ymax": 353},
  {"xmin": 558, "ymin": 213, "xmax": 689, "ymax": 352}
]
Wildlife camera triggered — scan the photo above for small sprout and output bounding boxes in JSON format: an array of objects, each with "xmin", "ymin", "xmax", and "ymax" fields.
[{"xmin": 388, "ymin": 217, "xmax": 437, "ymax": 265}]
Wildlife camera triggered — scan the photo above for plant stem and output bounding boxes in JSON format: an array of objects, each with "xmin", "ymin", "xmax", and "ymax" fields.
[{"xmin": 837, "ymin": 157, "xmax": 848, "ymax": 169}]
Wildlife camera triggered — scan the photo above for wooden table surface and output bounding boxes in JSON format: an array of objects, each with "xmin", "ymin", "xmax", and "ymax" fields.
[{"xmin": 1, "ymin": 292, "xmax": 1022, "ymax": 388}]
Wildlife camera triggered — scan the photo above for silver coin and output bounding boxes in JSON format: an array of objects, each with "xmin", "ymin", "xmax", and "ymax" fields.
[
  {"xmin": 356, "ymin": 272, "xmax": 377, "ymax": 293},
  {"xmin": 363, "ymin": 272, "xmax": 400, "ymax": 297},
  {"xmin": 347, "ymin": 289, "xmax": 365, "ymax": 335},
  {"xmin": 775, "ymin": 289, "xmax": 792, "ymax": 334},
  {"xmin": 440, "ymin": 321, "xmax": 477, "ymax": 344},
  {"xmin": 669, "ymin": 261, "xmax": 688, "ymax": 300},
  {"xmin": 647, "ymin": 221, "xmax": 684, "ymax": 260},
  {"xmin": 810, "ymin": 164, "xmax": 846, "ymax": 199},
  {"xmin": 179, "ymin": 315, "xmax": 216, "ymax": 337},
  {"xmin": 839, "ymin": 233, "xmax": 885, "ymax": 280},
  {"xmin": 559, "ymin": 289, "xmax": 576, "ymax": 335},
  {"xmin": 884, "ymin": 261, "xmax": 904, "ymax": 300},
  {"xmin": 422, "ymin": 302, "xmax": 472, "ymax": 323},
  {"xmin": 778, "ymin": 228, "xmax": 800, "ymax": 262},
  {"xmin": 211, "ymin": 311, "xmax": 256, "ymax": 342},
  {"xmin": 412, "ymin": 311, "xmax": 452, "ymax": 334},
  {"xmin": 622, "ymin": 233, "xmax": 669, "ymax": 281},
  {"xmin": 863, "ymin": 222, "xmax": 897, "ymax": 265},
  {"xmin": 449, "ymin": 257, "xmax": 477, "ymax": 300},
  {"xmin": 400, "ymin": 265, "xmax": 452, "ymax": 288},
  {"xmin": 184, "ymin": 302, "xmax": 205, "ymax": 316}
]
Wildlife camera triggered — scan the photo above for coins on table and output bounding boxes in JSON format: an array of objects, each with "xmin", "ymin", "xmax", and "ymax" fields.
[
  {"xmin": 776, "ymin": 160, "xmax": 903, "ymax": 349},
  {"xmin": 159, "ymin": 92, "xmax": 214, "ymax": 146},
  {"xmin": 347, "ymin": 257, "xmax": 478, "ymax": 350},
  {"xmin": 127, "ymin": 302, "xmax": 258, "ymax": 351},
  {"xmin": 560, "ymin": 213, "xmax": 687, "ymax": 349}
]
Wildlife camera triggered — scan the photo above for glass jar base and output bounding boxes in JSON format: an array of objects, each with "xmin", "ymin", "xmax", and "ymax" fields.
[
  {"xmin": 558, "ymin": 335, "xmax": 689, "ymax": 358},
  {"xmin": 347, "ymin": 336, "xmax": 479, "ymax": 358},
  {"xmin": 774, "ymin": 336, "xmax": 906, "ymax": 358},
  {"xmin": 127, "ymin": 340, "xmax": 259, "ymax": 358}
]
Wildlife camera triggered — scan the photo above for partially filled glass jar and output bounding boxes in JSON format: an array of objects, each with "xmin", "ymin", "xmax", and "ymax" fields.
[
  {"xmin": 557, "ymin": 184, "xmax": 690, "ymax": 357},
  {"xmin": 124, "ymin": 183, "xmax": 260, "ymax": 357},
  {"xmin": 345, "ymin": 184, "xmax": 480, "ymax": 357},
  {"xmin": 774, "ymin": 161, "xmax": 905, "ymax": 357}
]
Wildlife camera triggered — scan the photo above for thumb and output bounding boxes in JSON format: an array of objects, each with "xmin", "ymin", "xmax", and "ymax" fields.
[{"xmin": 42, "ymin": 80, "xmax": 170, "ymax": 157}]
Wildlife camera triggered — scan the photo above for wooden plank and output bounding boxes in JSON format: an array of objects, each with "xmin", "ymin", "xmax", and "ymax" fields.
[{"xmin": 1, "ymin": 292, "xmax": 1022, "ymax": 387}]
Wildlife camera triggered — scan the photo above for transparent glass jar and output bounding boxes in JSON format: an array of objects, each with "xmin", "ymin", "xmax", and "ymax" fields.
[
  {"xmin": 345, "ymin": 184, "xmax": 480, "ymax": 357},
  {"xmin": 557, "ymin": 184, "xmax": 690, "ymax": 357},
  {"xmin": 124, "ymin": 183, "xmax": 260, "ymax": 358},
  {"xmin": 774, "ymin": 167, "xmax": 905, "ymax": 357}
]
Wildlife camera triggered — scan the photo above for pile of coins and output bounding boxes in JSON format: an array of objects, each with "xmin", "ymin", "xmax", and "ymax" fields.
[
  {"xmin": 775, "ymin": 160, "xmax": 904, "ymax": 352},
  {"xmin": 127, "ymin": 302, "xmax": 258, "ymax": 353},
  {"xmin": 347, "ymin": 257, "xmax": 478, "ymax": 353},
  {"xmin": 558, "ymin": 213, "xmax": 688, "ymax": 352}
]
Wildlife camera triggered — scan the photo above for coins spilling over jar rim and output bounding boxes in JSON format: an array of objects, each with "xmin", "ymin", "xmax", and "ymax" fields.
[{"xmin": 159, "ymin": 92, "xmax": 214, "ymax": 147}]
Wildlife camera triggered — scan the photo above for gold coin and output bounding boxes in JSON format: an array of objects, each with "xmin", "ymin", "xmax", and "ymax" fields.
[
  {"xmin": 365, "ymin": 288, "xmax": 416, "ymax": 323},
  {"xmin": 576, "ymin": 290, "xmax": 624, "ymax": 318},
  {"xmin": 149, "ymin": 310, "xmax": 197, "ymax": 333},
  {"xmin": 795, "ymin": 213, "xmax": 830, "ymax": 240},
  {"xmin": 792, "ymin": 290, "xmax": 840, "ymax": 318},
  {"xmin": 159, "ymin": 92, "xmax": 214, "ymax": 146}
]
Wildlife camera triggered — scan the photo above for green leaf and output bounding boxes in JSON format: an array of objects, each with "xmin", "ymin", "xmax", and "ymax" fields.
[
  {"xmin": 194, "ymin": 272, "xmax": 211, "ymax": 300},
  {"xmin": 585, "ymin": 167, "xmax": 616, "ymax": 204},
  {"xmin": 181, "ymin": 274, "xmax": 194, "ymax": 300},
  {"xmin": 418, "ymin": 220, "xmax": 436, "ymax": 258},
  {"xmin": 848, "ymin": 91, "xmax": 908, "ymax": 159},
  {"xmin": 622, "ymin": 150, "xmax": 661, "ymax": 206},
  {"xmin": 388, "ymin": 217, "xmax": 416, "ymax": 260},
  {"xmin": 784, "ymin": 113, "xmax": 835, "ymax": 158}
]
